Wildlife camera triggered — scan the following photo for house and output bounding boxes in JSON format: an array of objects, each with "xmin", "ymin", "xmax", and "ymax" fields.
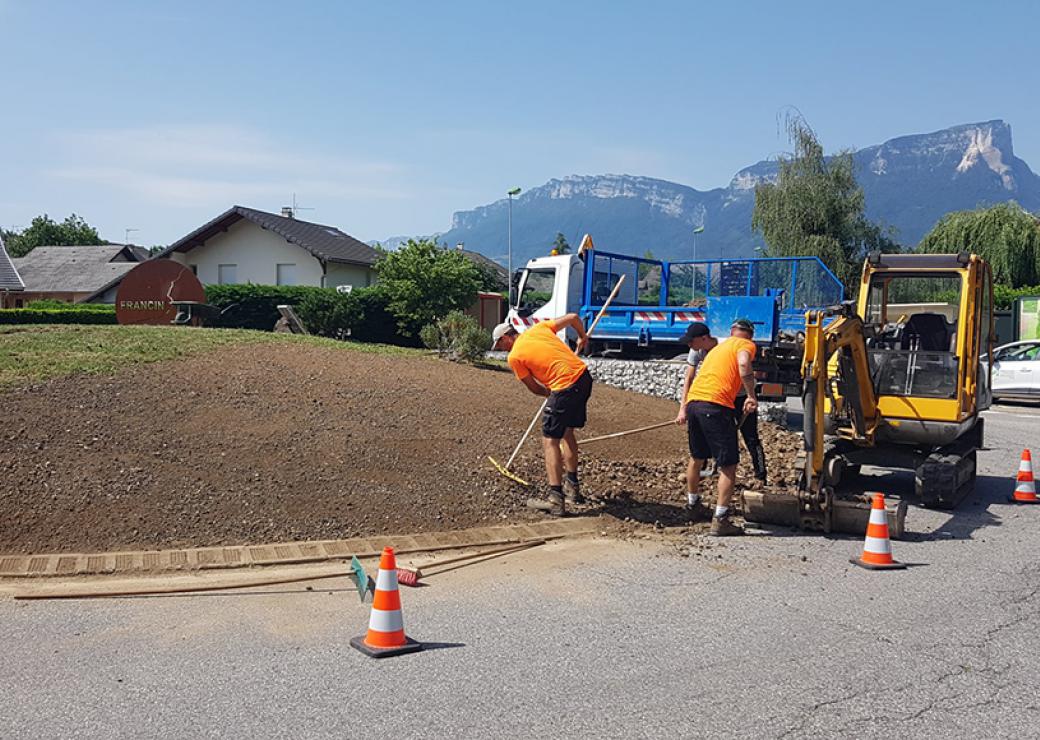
[
  {"xmin": 0, "ymin": 233, "xmax": 25, "ymax": 308},
  {"xmin": 155, "ymin": 206, "xmax": 380, "ymax": 290},
  {"xmin": 454, "ymin": 243, "xmax": 509, "ymax": 292},
  {"xmin": 11, "ymin": 244, "xmax": 145, "ymax": 305}
]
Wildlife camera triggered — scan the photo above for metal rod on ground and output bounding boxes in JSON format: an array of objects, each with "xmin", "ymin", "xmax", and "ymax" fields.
[
  {"xmin": 418, "ymin": 540, "xmax": 545, "ymax": 578},
  {"xmin": 577, "ymin": 420, "xmax": 675, "ymax": 445},
  {"xmin": 489, "ymin": 274, "xmax": 627, "ymax": 485},
  {"xmin": 400, "ymin": 540, "xmax": 545, "ymax": 581}
]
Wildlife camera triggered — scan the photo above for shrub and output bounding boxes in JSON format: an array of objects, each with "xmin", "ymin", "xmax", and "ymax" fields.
[
  {"xmin": 0, "ymin": 307, "xmax": 117, "ymax": 324},
  {"xmin": 204, "ymin": 284, "xmax": 333, "ymax": 331},
  {"xmin": 421, "ymin": 310, "xmax": 490, "ymax": 363},
  {"xmin": 26, "ymin": 299, "xmax": 115, "ymax": 311}
]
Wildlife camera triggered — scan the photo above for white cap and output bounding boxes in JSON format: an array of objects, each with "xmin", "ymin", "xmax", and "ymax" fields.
[{"xmin": 491, "ymin": 321, "xmax": 513, "ymax": 349}]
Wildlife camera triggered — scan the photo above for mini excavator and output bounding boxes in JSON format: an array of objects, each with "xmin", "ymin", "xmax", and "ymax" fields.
[{"xmin": 743, "ymin": 252, "xmax": 994, "ymax": 535}]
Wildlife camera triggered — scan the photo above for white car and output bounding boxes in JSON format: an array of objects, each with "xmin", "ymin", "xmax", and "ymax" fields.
[{"xmin": 988, "ymin": 340, "xmax": 1040, "ymax": 401}]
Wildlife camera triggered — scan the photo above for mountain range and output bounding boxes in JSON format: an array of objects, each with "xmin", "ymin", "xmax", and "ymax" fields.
[{"xmin": 380, "ymin": 120, "xmax": 1040, "ymax": 265}]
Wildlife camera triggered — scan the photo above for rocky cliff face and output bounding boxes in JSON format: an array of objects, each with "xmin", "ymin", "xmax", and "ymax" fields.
[{"xmin": 422, "ymin": 120, "xmax": 1040, "ymax": 265}]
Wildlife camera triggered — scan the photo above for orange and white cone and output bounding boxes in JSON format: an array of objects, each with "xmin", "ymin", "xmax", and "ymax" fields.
[
  {"xmin": 1010, "ymin": 449, "xmax": 1039, "ymax": 504},
  {"xmin": 350, "ymin": 547, "xmax": 423, "ymax": 658},
  {"xmin": 850, "ymin": 493, "xmax": 906, "ymax": 570}
]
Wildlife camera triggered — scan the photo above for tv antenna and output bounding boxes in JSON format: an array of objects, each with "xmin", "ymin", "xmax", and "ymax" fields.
[
  {"xmin": 125, "ymin": 227, "xmax": 140, "ymax": 246},
  {"xmin": 286, "ymin": 193, "xmax": 315, "ymax": 219}
]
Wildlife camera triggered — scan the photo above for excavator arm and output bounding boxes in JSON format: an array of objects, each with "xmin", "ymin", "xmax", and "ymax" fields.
[{"xmin": 799, "ymin": 304, "xmax": 879, "ymax": 512}]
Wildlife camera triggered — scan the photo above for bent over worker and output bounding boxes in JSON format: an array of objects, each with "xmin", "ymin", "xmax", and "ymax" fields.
[
  {"xmin": 491, "ymin": 315, "xmax": 593, "ymax": 516},
  {"xmin": 682, "ymin": 318, "xmax": 759, "ymax": 536}
]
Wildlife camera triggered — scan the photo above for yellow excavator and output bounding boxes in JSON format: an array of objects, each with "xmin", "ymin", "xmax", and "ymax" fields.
[{"xmin": 744, "ymin": 252, "xmax": 994, "ymax": 535}]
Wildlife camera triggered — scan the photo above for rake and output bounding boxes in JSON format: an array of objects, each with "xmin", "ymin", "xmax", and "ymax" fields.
[{"xmin": 488, "ymin": 273, "xmax": 627, "ymax": 486}]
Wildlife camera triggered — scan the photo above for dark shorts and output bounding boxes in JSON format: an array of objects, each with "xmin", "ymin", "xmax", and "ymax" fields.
[
  {"xmin": 687, "ymin": 400, "xmax": 739, "ymax": 467},
  {"xmin": 543, "ymin": 369, "xmax": 593, "ymax": 439}
]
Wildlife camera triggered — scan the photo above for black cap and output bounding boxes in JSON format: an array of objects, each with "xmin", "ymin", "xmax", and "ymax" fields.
[
  {"xmin": 680, "ymin": 322, "xmax": 711, "ymax": 343},
  {"xmin": 731, "ymin": 318, "xmax": 755, "ymax": 335}
]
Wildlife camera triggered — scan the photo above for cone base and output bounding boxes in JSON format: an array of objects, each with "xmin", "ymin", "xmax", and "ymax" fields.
[
  {"xmin": 850, "ymin": 557, "xmax": 906, "ymax": 571},
  {"xmin": 1009, "ymin": 496, "xmax": 1040, "ymax": 504},
  {"xmin": 350, "ymin": 635, "xmax": 423, "ymax": 658}
]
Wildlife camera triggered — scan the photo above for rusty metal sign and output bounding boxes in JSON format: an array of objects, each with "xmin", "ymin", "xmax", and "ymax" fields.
[{"xmin": 115, "ymin": 260, "xmax": 205, "ymax": 325}]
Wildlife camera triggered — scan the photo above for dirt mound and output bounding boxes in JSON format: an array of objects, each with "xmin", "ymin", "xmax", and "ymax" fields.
[{"xmin": 0, "ymin": 341, "xmax": 803, "ymax": 555}]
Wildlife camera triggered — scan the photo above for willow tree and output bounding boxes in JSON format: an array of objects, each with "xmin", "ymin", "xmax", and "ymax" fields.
[
  {"xmin": 752, "ymin": 118, "xmax": 895, "ymax": 289},
  {"xmin": 918, "ymin": 202, "xmax": 1040, "ymax": 288}
]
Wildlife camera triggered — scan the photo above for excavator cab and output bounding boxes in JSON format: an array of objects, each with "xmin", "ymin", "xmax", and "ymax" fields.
[{"xmin": 745, "ymin": 252, "xmax": 994, "ymax": 535}]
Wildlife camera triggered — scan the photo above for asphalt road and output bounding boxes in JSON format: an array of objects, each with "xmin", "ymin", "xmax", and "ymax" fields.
[{"xmin": 2, "ymin": 401, "xmax": 1039, "ymax": 739}]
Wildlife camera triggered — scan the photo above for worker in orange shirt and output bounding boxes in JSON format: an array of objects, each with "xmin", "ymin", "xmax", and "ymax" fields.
[
  {"xmin": 491, "ymin": 315, "xmax": 593, "ymax": 516},
  {"xmin": 681, "ymin": 318, "xmax": 759, "ymax": 536}
]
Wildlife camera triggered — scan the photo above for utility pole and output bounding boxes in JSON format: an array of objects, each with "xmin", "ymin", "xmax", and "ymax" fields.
[{"xmin": 507, "ymin": 187, "xmax": 521, "ymax": 305}]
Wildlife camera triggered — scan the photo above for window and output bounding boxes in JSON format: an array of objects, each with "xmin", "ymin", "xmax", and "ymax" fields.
[
  {"xmin": 217, "ymin": 264, "xmax": 237, "ymax": 285},
  {"xmin": 517, "ymin": 268, "xmax": 555, "ymax": 312},
  {"xmin": 189, "ymin": 264, "xmax": 198, "ymax": 275},
  {"xmin": 276, "ymin": 263, "xmax": 296, "ymax": 286}
]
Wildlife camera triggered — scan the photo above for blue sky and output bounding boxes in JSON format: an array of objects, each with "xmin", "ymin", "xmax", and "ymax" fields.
[{"xmin": 1, "ymin": 0, "xmax": 1037, "ymax": 246}]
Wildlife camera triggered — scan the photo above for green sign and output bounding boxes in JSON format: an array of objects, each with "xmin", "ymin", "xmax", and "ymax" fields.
[
  {"xmin": 1019, "ymin": 298, "xmax": 1040, "ymax": 340},
  {"xmin": 350, "ymin": 556, "xmax": 369, "ymax": 602}
]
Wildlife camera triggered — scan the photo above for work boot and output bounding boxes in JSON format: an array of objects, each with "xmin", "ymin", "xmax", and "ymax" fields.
[
  {"xmin": 709, "ymin": 513, "xmax": 744, "ymax": 537},
  {"xmin": 527, "ymin": 492, "xmax": 566, "ymax": 517},
  {"xmin": 684, "ymin": 493, "xmax": 701, "ymax": 511},
  {"xmin": 564, "ymin": 477, "xmax": 585, "ymax": 506}
]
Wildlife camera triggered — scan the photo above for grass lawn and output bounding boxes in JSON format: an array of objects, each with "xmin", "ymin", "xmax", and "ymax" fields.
[{"xmin": 0, "ymin": 325, "xmax": 421, "ymax": 390}]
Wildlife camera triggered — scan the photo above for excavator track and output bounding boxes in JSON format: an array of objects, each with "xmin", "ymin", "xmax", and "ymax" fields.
[{"xmin": 916, "ymin": 448, "xmax": 977, "ymax": 509}]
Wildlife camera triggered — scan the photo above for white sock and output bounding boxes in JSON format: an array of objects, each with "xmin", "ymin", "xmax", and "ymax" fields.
[
  {"xmin": 687, "ymin": 492, "xmax": 700, "ymax": 506},
  {"xmin": 714, "ymin": 505, "xmax": 729, "ymax": 519}
]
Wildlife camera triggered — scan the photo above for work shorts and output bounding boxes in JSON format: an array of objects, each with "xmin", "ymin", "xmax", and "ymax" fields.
[
  {"xmin": 543, "ymin": 369, "xmax": 593, "ymax": 439},
  {"xmin": 687, "ymin": 400, "xmax": 739, "ymax": 468}
]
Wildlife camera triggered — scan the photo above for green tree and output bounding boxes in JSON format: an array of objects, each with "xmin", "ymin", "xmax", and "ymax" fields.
[
  {"xmin": 751, "ymin": 117, "xmax": 897, "ymax": 288},
  {"xmin": 551, "ymin": 232, "xmax": 570, "ymax": 255},
  {"xmin": 917, "ymin": 202, "xmax": 1040, "ymax": 288},
  {"xmin": 3, "ymin": 213, "xmax": 105, "ymax": 257},
  {"xmin": 375, "ymin": 238, "xmax": 481, "ymax": 337}
]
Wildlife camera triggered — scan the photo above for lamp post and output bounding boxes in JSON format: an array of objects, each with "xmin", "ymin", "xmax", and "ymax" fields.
[
  {"xmin": 691, "ymin": 225, "xmax": 705, "ymax": 302},
  {"xmin": 507, "ymin": 187, "xmax": 521, "ymax": 305}
]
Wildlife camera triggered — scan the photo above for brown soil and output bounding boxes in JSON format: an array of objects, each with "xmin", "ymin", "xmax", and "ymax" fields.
[{"xmin": 0, "ymin": 342, "xmax": 803, "ymax": 555}]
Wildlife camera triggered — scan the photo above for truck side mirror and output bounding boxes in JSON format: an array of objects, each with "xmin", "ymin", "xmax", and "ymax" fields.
[{"xmin": 511, "ymin": 270, "xmax": 523, "ymax": 290}]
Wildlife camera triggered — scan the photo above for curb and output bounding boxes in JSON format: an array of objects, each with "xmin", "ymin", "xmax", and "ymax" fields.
[{"xmin": 0, "ymin": 518, "xmax": 600, "ymax": 579}]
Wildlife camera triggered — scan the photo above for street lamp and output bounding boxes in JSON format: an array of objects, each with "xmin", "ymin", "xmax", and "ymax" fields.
[
  {"xmin": 507, "ymin": 187, "xmax": 521, "ymax": 305},
  {"xmin": 691, "ymin": 225, "xmax": 705, "ymax": 302}
]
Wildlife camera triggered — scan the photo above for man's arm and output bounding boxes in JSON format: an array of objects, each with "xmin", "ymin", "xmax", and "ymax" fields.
[
  {"xmin": 737, "ymin": 349, "xmax": 758, "ymax": 413},
  {"xmin": 519, "ymin": 374, "xmax": 551, "ymax": 398},
  {"xmin": 675, "ymin": 363, "xmax": 696, "ymax": 424},
  {"xmin": 553, "ymin": 313, "xmax": 589, "ymax": 354}
]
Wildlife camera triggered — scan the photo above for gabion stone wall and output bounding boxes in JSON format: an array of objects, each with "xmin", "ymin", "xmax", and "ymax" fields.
[{"xmin": 584, "ymin": 357, "xmax": 788, "ymax": 423}]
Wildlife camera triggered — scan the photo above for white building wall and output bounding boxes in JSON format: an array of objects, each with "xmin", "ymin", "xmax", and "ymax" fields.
[
  {"xmin": 325, "ymin": 262, "xmax": 375, "ymax": 290},
  {"xmin": 168, "ymin": 219, "xmax": 324, "ymax": 286}
]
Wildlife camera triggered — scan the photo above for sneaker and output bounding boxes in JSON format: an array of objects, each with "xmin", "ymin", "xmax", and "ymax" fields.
[{"xmin": 709, "ymin": 513, "xmax": 744, "ymax": 537}]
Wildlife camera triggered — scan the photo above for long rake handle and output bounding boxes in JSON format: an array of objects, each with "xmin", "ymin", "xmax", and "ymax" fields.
[
  {"xmin": 504, "ymin": 274, "xmax": 627, "ymax": 469},
  {"xmin": 578, "ymin": 420, "xmax": 674, "ymax": 445}
]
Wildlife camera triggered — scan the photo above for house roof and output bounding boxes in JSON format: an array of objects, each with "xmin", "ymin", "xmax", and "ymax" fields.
[
  {"xmin": 458, "ymin": 247, "xmax": 508, "ymax": 279},
  {"xmin": 157, "ymin": 206, "xmax": 381, "ymax": 267},
  {"xmin": 0, "ymin": 233, "xmax": 24, "ymax": 291},
  {"xmin": 12, "ymin": 245, "xmax": 142, "ymax": 293}
]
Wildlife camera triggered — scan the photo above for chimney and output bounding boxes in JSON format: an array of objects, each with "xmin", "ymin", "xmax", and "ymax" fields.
[
  {"xmin": 281, "ymin": 206, "xmax": 294, "ymax": 218},
  {"xmin": 456, "ymin": 242, "xmax": 465, "ymax": 251}
]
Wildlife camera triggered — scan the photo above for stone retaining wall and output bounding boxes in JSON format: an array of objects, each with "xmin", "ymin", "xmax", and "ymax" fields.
[{"xmin": 585, "ymin": 357, "xmax": 787, "ymax": 423}]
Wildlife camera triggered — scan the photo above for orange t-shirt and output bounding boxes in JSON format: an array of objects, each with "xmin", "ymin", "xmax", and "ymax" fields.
[
  {"xmin": 687, "ymin": 336, "xmax": 757, "ymax": 408},
  {"xmin": 507, "ymin": 320, "xmax": 587, "ymax": 392}
]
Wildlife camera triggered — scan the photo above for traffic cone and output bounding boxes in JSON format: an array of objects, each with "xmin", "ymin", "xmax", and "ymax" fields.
[
  {"xmin": 350, "ymin": 547, "xmax": 423, "ymax": 658},
  {"xmin": 850, "ymin": 493, "xmax": 906, "ymax": 570},
  {"xmin": 1010, "ymin": 449, "xmax": 1039, "ymax": 504}
]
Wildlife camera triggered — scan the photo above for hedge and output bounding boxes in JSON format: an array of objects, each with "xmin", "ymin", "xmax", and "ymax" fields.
[
  {"xmin": 0, "ymin": 307, "xmax": 117, "ymax": 324},
  {"xmin": 25, "ymin": 299, "xmax": 116, "ymax": 311},
  {"xmin": 203, "ymin": 283, "xmax": 411, "ymax": 344}
]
